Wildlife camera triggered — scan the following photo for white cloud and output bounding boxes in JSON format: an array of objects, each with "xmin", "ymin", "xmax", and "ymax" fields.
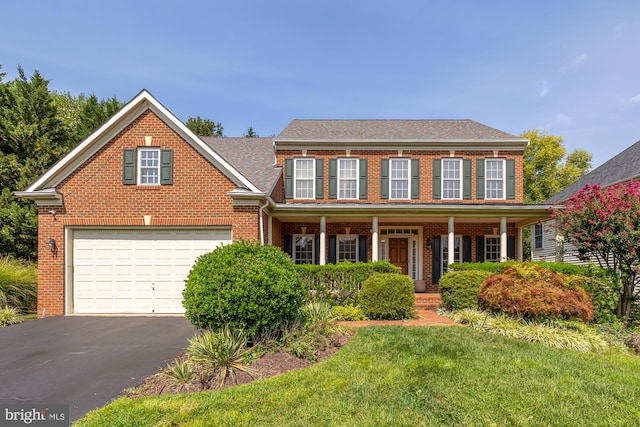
[
  {"xmin": 629, "ymin": 93, "xmax": 640, "ymax": 104},
  {"xmin": 559, "ymin": 54, "xmax": 589, "ymax": 73},
  {"xmin": 555, "ymin": 113, "xmax": 570, "ymax": 123},
  {"xmin": 539, "ymin": 80, "xmax": 549, "ymax": 97}
]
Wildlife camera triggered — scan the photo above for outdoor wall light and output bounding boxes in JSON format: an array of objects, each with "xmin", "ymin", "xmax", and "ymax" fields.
[
  {"xmin": 45, "ymin": 237, "xmax": 57, "ymax": 252},
  {"xmin": 425, "ymin": 237, "xmax": 432, "ymax": 251}
]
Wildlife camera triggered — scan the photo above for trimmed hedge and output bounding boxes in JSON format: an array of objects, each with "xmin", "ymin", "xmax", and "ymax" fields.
[
  {"xmin": 360, "ymin": 273, "xmax": 415, "ymax": 320},
  {"xmin": 439, "ymin": 270, "xmax": 493, "ymax": 310},
  {"xmin": 295, "ymin": 261, "xmax": 401, "ymax": 306},
  {"xmin": 183, "ymin": 241, "xmax": 305, "ymax": 338}
]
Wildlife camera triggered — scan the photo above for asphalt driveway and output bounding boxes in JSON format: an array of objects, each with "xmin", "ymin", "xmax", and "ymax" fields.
[{"xmin": 0, "ymin": 316, "xmax": 196, "ymax": 422}]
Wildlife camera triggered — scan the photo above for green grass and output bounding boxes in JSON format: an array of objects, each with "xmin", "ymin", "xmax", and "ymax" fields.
[{"xmin": 76, "ymin": 326, "xmax": 640, "ymax": 426}]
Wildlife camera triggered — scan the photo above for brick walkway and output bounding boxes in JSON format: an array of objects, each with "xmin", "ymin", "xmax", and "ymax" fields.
[{"xmin": 339, "ymin": 293, "xmax": 455, "ymax": 327}]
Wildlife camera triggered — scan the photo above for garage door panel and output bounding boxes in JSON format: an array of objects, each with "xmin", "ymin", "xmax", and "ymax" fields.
[{"xmin": 72, "ymin": 228, "xmax": 230, "ymax": 314}]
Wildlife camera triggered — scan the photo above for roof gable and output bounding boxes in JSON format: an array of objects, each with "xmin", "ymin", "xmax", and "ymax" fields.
[
  {"xmin": 23, "ymin": 90, "xmax": 260, "ymax": 194},
  {"xmin": 547, "ymin": 139, "xmax": 640, "ymax": 203}
]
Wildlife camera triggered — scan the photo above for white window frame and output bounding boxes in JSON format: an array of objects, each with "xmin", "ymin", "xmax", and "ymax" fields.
[
  {"xmin": 485, "ymin": 159, "xmax": 505, "ymax": 200},
  {"xmin": 485, "ymin": 235, "xmax": 501, "ymax": 262},
  {"xmin": 442, "ymin": 158, "xmax": 462, "ymax": 200},
  {"xmin": 137, "ymin": 148, "xmax": 160, "ymax": 186},
  {"xmin": 293, "ymin": 234, "xmax": 315, "ymax": 264},
  {"xmin": 337, "ymin": 158, "xmax": 359, "ymax": 200},
  {"xmin": 294, "ymin": 158, "xmax": 315, "ymax": 200},
  {"xmin": 337, "ymin": 234, "xmax": 358, "ymax": 262},
  {"xmin": 390, "ymin": 158, "xmax": 410, "ymax": 200},
  {"xmin": 534, "ymin": 224, "xmax": 543, "ymax": 250}
]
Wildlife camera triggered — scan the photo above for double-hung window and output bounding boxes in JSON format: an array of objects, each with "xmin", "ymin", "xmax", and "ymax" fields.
[
  {"xmin": 293, "ymin": 235, "xmax": 314, "ymax": 264},
  {"xmin": 534, "ymin": 223, "xmax": 543, "ymax": 250},
  {"xmin": 390, "ymin": 158, "xmax": 409, "ymax": 200},
  {"xmin": 442, "ymin": 159, "xmax": 461, "ymax": 200},
  {"xmin": 294, "ymin": 158, "xmax": 315, "ymax": 199},
  {"xmin": 138, "ymin": 148, "xmax": 160, "ymax": 185},
  {"xmin": 485, "ymin": 159, "xmax": 505, "ymax": 200},
  {"xmin": 485, "ymin": 236, "xmax": 500, "ymax": 262},
  {"xmin": 338, "ymin": 158, "xmax": 358, "ymax": 200},
  {"xmin": 337, "ymin": 235, "xmax": 358, "ymax": 262}
]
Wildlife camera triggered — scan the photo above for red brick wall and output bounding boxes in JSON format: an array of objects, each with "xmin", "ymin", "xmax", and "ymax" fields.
[
  {"xmin": 276, "ymin": 149, "xmax": 524, "ymax": 204},
  {"xmin": 37, "ymin": 109, "xmax": 259, "ymax": 316}
]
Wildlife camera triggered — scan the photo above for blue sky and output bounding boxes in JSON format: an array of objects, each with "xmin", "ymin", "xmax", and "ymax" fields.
[{"xmin": 2, "ymin": 0, "xmax": 640, "ymax": 167}]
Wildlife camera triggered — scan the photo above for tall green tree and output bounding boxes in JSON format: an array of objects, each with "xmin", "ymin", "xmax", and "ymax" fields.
[
  {"xmin": 521, "ymin": 130, "xmax": 592, "ymax": 204},
  {"xmin": 186, "ymin": 116, "xmax": 223, "ymax": 137},
  {"xmin": 243, "ymin": 126, "xmax": 259, "ymax": 138}
]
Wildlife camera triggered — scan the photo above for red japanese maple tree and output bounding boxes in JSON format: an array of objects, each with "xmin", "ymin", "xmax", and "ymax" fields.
[{"xmin": 551, "ymin": 180, "xmax": 640, "ymax": 318}]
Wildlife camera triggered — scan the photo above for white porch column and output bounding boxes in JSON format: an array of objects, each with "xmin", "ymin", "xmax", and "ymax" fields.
[
  {"xmin": 500, "ymin": 216, "xmax": 507, "ymax": 262},
  {"xmin": 320, "ymin": 216, "xmax": 326, "ymax": 265},
  {"xmin": 267, "ymin": 216, "xmax": 273, "ymax": 245},
  {"xmin": 372, "ymin": 216, "xmax": 379, "ymax": 262},
  {"xmin": 448, "ymin": 216, "xmax": 455, "ymax": 266},
  {"xmin": 516, "ymin": 226, "xmax": 523, "ymax": 261}
]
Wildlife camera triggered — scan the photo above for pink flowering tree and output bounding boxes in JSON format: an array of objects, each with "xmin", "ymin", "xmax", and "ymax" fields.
[{"xmin": 551, "ymin": 180, "xmax": 640, "ymax": 319}]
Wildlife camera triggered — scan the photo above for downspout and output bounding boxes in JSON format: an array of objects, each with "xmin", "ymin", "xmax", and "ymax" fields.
[{"xmin": 259, "ymin": 199, "xmax": 269, "ymax": 245}]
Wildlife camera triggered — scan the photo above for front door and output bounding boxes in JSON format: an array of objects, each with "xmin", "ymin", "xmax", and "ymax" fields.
[{"xmin": 389, "ymin": 238, "xmax": 408, "ymax": 275}]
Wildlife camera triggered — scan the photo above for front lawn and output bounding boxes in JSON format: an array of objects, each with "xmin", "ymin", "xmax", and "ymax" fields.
[{"xmin": 77, "ymin": 326, "xmax": 640, "ymax": 426}]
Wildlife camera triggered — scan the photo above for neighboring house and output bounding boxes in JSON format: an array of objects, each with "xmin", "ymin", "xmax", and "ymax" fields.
[
  {"xmin": 17, "ymin": 90, "xmax": 550, "ymax": 317},
  {"xmin": 531, "ymin": 139, "xmax": 640, "ymax": 263}
]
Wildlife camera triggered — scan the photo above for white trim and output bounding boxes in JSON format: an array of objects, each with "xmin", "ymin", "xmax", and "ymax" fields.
[
  {"xmin": 23, "ymin": 90, "xmax": 260, "ymax": 194},
  {"xmin": 293, "ymin": 157, "xmax": 315, "ymax": 200},
  {"xmin": 137, "ymin": 148, "xmax": 160, "ymax": 186},
  {"xmin": 442, "ymin": 158, "xmax": 462, "ymax": 200},
  {"xmin": 378, "ymin": 226, "xmax": 423, "ymax": 280},
  {"xmin": 337, "ymin": 158, "xmax": 359, "ymax": 200},
  {"xmin": 389, "ymin": 158, "xmax": 410, "ymax": 200}
]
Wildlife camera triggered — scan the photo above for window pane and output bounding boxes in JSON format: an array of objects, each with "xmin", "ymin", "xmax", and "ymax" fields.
[
  {"xmin": 294, "ymin": 236, "xmax": 314, "ymax": 264},
  {"xmin": 391, "ymin": 180, "xmax": 408, "ymax": 199},
  {"xmin": 391, "ymin": 159, "xmax": 408, "ymax": 179},
  {"xmin": 139, "ymin": 150, "xmax": 159, "ymax": 185},
  {"xmin": 390, "ymin": 159, "xmax": 409, "ymax": 199},
  {"xmin": 485, "ymin": 159, "xmax": 504, "ymax": 199},
  {"xmin": 338, "ymin": 159, "xmax": 358, "ymax": 199},
  {"xmin": 338, "ymin": 236, "xmax": 357, "ymax": 262},
  {"xmin": 485, "ymin": 237, "xmax": 500, "ymax": 262},
  {"xmin": 295, "ymin": 159, "xmax": 314, "ymax": 199}
]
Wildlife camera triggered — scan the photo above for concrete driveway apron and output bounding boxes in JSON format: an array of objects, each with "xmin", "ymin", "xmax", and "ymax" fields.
[{"xmin": 0, "ymin": 316, "xmax": 196, "ymax": 423}]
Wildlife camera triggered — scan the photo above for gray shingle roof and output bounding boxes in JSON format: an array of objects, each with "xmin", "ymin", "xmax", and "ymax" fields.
[
  {"xmin": 546, "ymin": 139, "xmax": 640, "ymax": 203},
  {"xmin": 276, "ymin": 119, "xmax": 524, "ymax": 141},
  {"xmin": 201, "ymin": 137, "xmax": 280, "ymax": 194}
]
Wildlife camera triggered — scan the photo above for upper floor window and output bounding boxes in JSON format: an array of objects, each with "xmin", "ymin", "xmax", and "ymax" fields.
[
  {"xmin": 485, "ymin": 159, "xmax": 505, "ymax": 200},
  {"xmin": 442, "ymin": 159, "xmax": 461, "ymax": 200},
  {"xmin": 295, "ymin": 158, "xmax": 315, "ymax": 199},
  {"xmin": 337, "ymin": 235, "xmax": 358, "ymax": 262},
  {"xmin": 293, "ymin": 235, "xmax": 314, "ymax": 264},
  {"xmin": 390, "ymin": 158, "xmax": 410, "ymax": 200},
  {"xmin": 338, "ymin": 158, "xmax": 359, "ymax": 200},
  {"xmin": 534, "ymin": 223, "xmax": 543, "ymax": 250},
  {"xmin": 138, "ymin": 149, "xmax": 160, "ymax": 185}
]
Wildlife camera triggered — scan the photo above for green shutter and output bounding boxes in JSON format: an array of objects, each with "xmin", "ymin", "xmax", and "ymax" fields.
[
  {"xmin": 476, "ymin": 236, "xmax": 485, "ymax": 262},
  {"xmin": 380, "ymin": 159, "xmax": 389, "ymax": 199},
  {"xmin": 463, "ymin": 159, "xmax": 472, "ymax": 199},
  {"xmin": 476, "ymin": 159, "xmax": 485, "ymax": 199},
  {"xmin": 284, "ymin": 159, "xmax": 293, "ymax": 198},
  {"xmin": 432, "ymin": 159, "xmax": 441, "ymax": 199},
  {"xmin": 463, "ymin": 236, "xmax": 472, "ymax": 262},
  {"xmin": 358, "ymin": 236, "xmax": 368, "ymax": 262},
  {"xmin": 328, "ymin": 159, "xmax": 337, "ymax": 199},
  {"xmin": 160, "ymin": 150, "xmax": 173, "ymax": 185},
  {"xmin": 359, "ymin": 159, "xmax": 368, "ymax": 199},
  {"xmin": 316, "ymin": 158, "xmax": 324, "ymax": 198},
  {"xmin": 123, "ymin": 149, "xmax": 135, "ymax": 185},
  {"xmin": 411, "ymin": 158, "xmax": 420, "ymax": 199},
  {"xmin": 506, "ymin": 159, "xmax": 516, "ymax": 199}
]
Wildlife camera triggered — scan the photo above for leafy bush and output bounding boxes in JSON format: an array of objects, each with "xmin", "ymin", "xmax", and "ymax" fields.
[
  {"xmin": 439, "ymin": 270, "xmax": 493, "ymax": 310},
  {"xmin": 478, "ymin": 264, "xmax": 594, "ymax": 322},
  {"xmin": 296, "ymin": 261, "xmax": 401, "ymax": 306},
  {"xmin": 0, "ymin": 306, "xmax": 21, "ymax": 327},
  {"xmin": 332, "ymin": 305, "xmax": 367, "ymax": 321},
  {"xmin": 359, "ymin": 274, "xmax": 415, "ymax": 320},
  {"xmin": 183, "ymin": 241, "xmax": 305, "ymax": 338},
  {"xmin": 567, "ymin": 273, "xmax": 621, "ymax": 324},
  {"xmin": 0, "ymin": 256, "xmax": 37, "ymax": 312},
  {"xmin": 187, "ymin": 327, "xmax": 254, "ymax": 386},
  {"xmin": 450, "ymin": 260, "xmax": 609, "ymax": 277}
]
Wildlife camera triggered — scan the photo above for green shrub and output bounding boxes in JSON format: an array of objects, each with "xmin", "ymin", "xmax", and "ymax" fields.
[
  {"xmin": 439, "ymin": 270, "xmax": 493, "ymax": 310},
  {"xmin": 296, "ymin": 261, "xmax": 401, "ymax": 306},
  {"xmin": 0, "ymin": 256, "xmax": 37, "ymax": 312},
  {"xmin": 183, "ymin": 241, "xmax": 305, "ymax": 338},
  {"xmin": 332, "ymin": 305, "xmax": 367, "ymax": 321},
  {"xmin": 359, "ymin": 274, "xmax": 415, "ymax": 320},
  {"xmin": 450, "ymin": 260, "xmax": 609, "ymax": 277},
  {"xmin": 0, "ymin": 306, "xmax": 21, "ymax": 327},
  {"xmin": 567, "ymin": 273, "xmax": 621, "ymax": 324},
  {"xmin": 478, "ymin": 264, "xmax": 593, "ymax": 322}
]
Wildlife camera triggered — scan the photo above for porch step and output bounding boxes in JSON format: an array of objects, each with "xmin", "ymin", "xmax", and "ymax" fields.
[{"xmin": 414, "ymin": 293, "xmax": 442, "ymax": 310}]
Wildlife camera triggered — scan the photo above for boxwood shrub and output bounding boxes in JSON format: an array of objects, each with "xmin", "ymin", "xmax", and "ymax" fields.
[
  {"xmin": 439, "ymin": 270, "xmax": 493, "ymax": 310},
  {"xmin": 183, "ymin": 241, "xmax": 305, "ymax": 338},
  {"xmin": 359, "ymin": 273, "xmax": 415, "ymax": 320}
]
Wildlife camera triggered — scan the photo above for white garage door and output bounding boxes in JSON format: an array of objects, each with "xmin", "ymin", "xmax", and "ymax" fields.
[{"xmin": 72, "ymin": 228, "xmax": 231, "ymax": 314}]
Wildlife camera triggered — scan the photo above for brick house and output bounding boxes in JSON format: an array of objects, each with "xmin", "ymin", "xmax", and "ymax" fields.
[{"xmin": 17, "ymin": 90, "xmax": 550, "ymax": 316}]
